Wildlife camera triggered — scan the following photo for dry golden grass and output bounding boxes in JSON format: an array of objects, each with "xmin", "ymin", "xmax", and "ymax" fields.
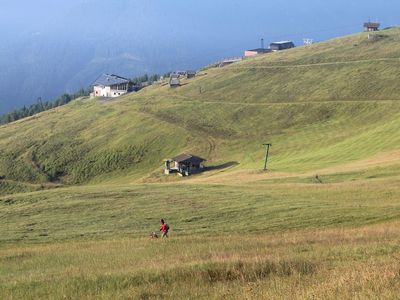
[{"xmin": 2, "ymin": 222, "xmax": 400, "ymax": 299}]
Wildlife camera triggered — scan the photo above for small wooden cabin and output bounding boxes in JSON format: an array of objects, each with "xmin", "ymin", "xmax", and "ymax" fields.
[
  {"xmin": 186, "ymin": 70, "xmax": 196, "ymax": 79},
  {"xmin": 165, "ymin": 154, "xmax": 205, "ymax": 176}
]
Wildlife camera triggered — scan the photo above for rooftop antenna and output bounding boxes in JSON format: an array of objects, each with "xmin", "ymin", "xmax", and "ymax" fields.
[
  {"xmin": 261, "ymin": 38, "xmax": 265, "ymax": 49},
  {"xmin": 263, "ymin": 143, "xmax": 272, "ymax": 171}
]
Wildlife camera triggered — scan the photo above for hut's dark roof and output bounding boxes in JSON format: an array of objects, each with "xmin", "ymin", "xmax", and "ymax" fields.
[
  {"xmin": 171, "ymin": 154, "xmax": 205, "ymax": 164},
  {"xmin": 92, "ymin": 74, "xmax": 130, "ymax": 86}
]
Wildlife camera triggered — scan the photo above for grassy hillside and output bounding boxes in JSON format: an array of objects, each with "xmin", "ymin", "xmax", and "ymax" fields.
[
  {"xmin": 2, "ymin": 29, "xmax": 400, "ymax": 299},
  {"xmin": 1, "ymin": 29, "xmax": 400, "ymax": 188}
]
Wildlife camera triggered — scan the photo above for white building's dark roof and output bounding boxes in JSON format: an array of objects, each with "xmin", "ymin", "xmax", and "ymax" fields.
[{"xmin": 92, "ymin": 74, "xmax": 130, "ymax": 87}]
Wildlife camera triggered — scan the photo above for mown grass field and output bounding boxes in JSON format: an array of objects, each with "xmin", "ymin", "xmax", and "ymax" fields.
[
  {"xmin": 2, "ymin": 178, "xmax": 400, "ymax": 245},
  {"xmin": 1, "ymin": 29, "xmax": 400, "ymax": 299}
]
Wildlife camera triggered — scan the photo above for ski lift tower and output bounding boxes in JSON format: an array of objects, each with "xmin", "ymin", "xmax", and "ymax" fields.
[{"xmin": 263, "ymin": 143, "xmax": 272, "ymax": 171}]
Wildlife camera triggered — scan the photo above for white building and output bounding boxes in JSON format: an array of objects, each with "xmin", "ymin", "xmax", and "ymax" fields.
[{"xmin": 90, "ymin": 74, "xmax": 132, "ymax": 98}]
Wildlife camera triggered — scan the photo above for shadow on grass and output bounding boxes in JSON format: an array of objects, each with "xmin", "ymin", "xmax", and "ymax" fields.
[
  {"xmin": 206, "ymin": 161, "xmax": 239, "ymax": 171},
  {"xmin": 80, "ymin": 259, "xmax": 318, "ymax": 288}
]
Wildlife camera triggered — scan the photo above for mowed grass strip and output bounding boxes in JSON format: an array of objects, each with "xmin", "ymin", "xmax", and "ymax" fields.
[
  {"xmin": 1, "ymin": 178, "xmax": 400, "ymax": 245},
  {"xmin": 1, "ymin": 222, "xmax": 400, "ymax": 299}
]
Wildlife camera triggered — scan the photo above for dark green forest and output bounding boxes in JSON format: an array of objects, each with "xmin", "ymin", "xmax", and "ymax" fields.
[
  {"xmin": 0, "ymin": 89, "xmax": 90, "ymax": 125},
  {"xmin": 0, "ymin": 73, "xmax": 170, "ymax": 125}
]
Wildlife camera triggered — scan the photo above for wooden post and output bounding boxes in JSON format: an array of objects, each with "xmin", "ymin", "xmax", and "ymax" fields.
[{"xmin": 263, "ymin": 144, "xmax": 272, "ymax": 171}]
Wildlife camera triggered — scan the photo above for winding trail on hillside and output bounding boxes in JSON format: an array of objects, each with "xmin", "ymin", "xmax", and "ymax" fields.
[
  {"xmin": 0, "ymin": 179, "xmax": 62, "ymax": 189},
  {"xmin": 206, "ymin": 137, "xmax": 217, "ymax": 159},
  {"xmin": 167, "ymin": 94, "xmax": 400, "ymax": 106},
  {"xmin": 227, "ymin": 57, "xmax": 400, "ymax": 70},
  {"xmin": 199, "ymin": 99, "xmax": 400, "ymax": 106}
]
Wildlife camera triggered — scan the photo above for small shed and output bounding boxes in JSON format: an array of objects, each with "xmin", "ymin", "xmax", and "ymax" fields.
[
  {"xmin": 186, "ymin": 70, "xmax": 196, "ymax": 79},
  {"xmin": 364, "ymin": 22, "xmax": 380, "ymax": 32},
  {"xmin": 170, "ymin": 78, "xmax": 181, "ymax": 87},
  {"xmin": 270, "ymin": 41, "xmax": 295, "ymax": 51},
  {"xmin": 165, "ymin": 154, "xmax": 206, "ymax": 176},
  {"xmin": 169, "ymin": 74, "xmax": 181, "ymax": 87}
]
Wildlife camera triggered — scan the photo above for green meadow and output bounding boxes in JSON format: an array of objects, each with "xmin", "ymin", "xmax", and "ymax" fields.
[{"xmin": 1, "ymin": 29, "xmax": 400, "ymax": 299}]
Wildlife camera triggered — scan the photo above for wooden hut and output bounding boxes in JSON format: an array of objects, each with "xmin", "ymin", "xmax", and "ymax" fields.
[
  {"xmin": 165, "ymin": 154, "xmax": 206, "ymax": 176},
  {"xmin": 186, "ymin": 70, "xmax": 196, "ymax": 79}
]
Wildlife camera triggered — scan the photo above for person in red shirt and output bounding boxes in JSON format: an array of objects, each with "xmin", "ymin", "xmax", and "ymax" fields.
[{"xmin": 160, "ymin": 219, "xmax": 169, "ymax": 238}]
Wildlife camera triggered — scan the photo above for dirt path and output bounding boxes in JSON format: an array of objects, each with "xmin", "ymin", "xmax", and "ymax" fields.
[
  {"xmin": 0, "ymin": 179, "xmax": 62, "ymax": 189},
  {"xmin": 184, "ymin": 149, "xmax": 400, "ymax": 185},
  {"xmin": 227, "ymin": 57, "xmax": 400, "ymax": 70},
  {"xmin": 167, "ymin": 93, "xmax": 400, "ymax": 107}
]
